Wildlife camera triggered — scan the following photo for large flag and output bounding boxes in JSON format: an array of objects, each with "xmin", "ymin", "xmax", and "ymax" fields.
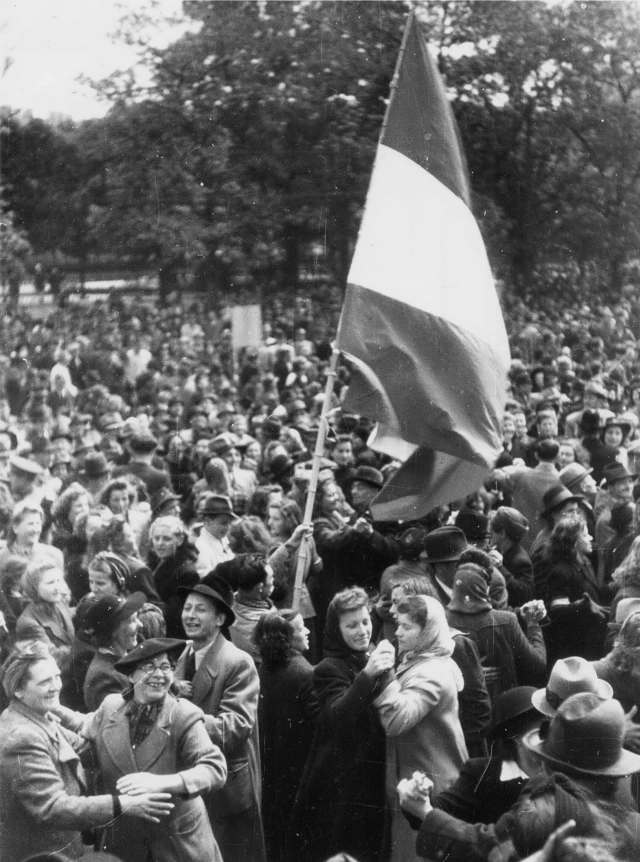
[{"xmin": 335, "ymin": 13, "xmax": 510, "ymax": 522}]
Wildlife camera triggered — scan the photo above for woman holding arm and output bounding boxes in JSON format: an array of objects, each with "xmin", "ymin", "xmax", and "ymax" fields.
[
  {"xmin": 292, "ymin": 586, "xmax": 395, "ymax": 862},
  {"xmin": 0, "ymin": 640, "xmax": 173, "ymax": 862},
  {"xmin": 374, "ymin": 594, "xmax": 468, "ymax": 862}
]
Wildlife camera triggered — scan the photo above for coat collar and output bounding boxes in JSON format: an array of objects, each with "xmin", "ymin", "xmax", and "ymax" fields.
[
  {"xmin": 29, "ymin": 603, "xmax": 73, "ymax": 644},
  {"xmin": 101, "ymin": 694, "xmax": 178, "ymax": 774}
]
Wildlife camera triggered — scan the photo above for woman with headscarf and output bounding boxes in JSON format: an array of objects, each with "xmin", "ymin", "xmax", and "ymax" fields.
[
  {"xmin": 445, "ymin": 563, "xmax": 547, "ymax": 701},
  {"xmin": 374, "ymin": 594, "xmax": 468, "ymax": 862},
  {"xmin": 291, "ymin": 586, "xmax": 395, "ymax": 862}
]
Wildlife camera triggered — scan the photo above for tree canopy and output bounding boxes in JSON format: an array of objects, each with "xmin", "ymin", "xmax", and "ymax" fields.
[{"xmin": 2, "ymin": 0, "xmax": 640, "ymax": 304}]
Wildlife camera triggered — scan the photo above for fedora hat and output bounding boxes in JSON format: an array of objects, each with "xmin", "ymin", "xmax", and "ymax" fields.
[
  {"xmin": 559, "ymin": 462, "xmax": 592, "ymax": 494},
  {"xmin": 150, "ymin": 487, "xmax": 182, "ymax": 520},
  {"xmin": 128, "ymin": 432, "xmax": 159, "ymax": 455},
  {"xmin": 9, "ymin": 455, "xmax": 42, "ymax": 477},
  {"xmin": 578, "ymin": 408, "xmax": 603, "ymax": 434},
  {"xmin": 178, "ymin": 577, "xmax": 236, "ymax": 626},
  {"xmin": 540, "ymin": 484, "xmax": 582, "ymax": 519},
  {"xmin": 615, "ymin": 598, "xmax": 640, "ymax": 625},
  {"xmin": 487, "ymin": 685, "xmax": 539, "ymax": 743},
  {"xmin": 454, "ymin": 509, "xmax": 489, "ymax": 542},
  {"xmin": 198, "ymin": 494, "xmax": 238, "ymax": 520},
  {"xmin": 210, "ymin": 433, "xmax": 236, "ymax": 457},
  {"xmin": 424, "ymin": 526, "xmax": 468, "ymax": 563},
  {"xmin": 523, "ymin": 692, "xmax": 640, "ymax": 777},
  {"xmin": 532, "ymin": 656, "xmax": 612, "ymax": 718},
  {"xmin": 114, "ymin": 636, "xmax": 187, "ymax": 675},
  {"xmin": 602, "ymin": 462, "xmax": 637, "ymax": 488},
  {"xmin": 346, "ymin": 465, "xmax": 384, "ymax": 490}
]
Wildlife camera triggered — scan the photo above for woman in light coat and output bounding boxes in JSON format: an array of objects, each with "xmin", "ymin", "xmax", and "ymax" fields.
[{"xmin": 375, "ymin": 594, "xmax": 468, "ymax": 862}]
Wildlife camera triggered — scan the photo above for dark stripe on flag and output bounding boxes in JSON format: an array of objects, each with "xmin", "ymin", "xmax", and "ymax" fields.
[
  {"xmin": 339, "ymin": 283, "xmax": 504, "ymax": 465},
  {"xmin": 382, "ymin": 15, "xmax": 469, "ymax": 206}
]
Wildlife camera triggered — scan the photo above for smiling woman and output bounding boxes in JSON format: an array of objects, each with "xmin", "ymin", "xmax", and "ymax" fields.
[{"xmin": 0, "ymin": 641, "xmax": 175, "ymax": 862}]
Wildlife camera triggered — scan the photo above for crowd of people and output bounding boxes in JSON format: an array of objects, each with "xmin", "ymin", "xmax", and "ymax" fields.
[{"xmin": 0, "ymin": 288, "xmax": 640, "ymax": 862}]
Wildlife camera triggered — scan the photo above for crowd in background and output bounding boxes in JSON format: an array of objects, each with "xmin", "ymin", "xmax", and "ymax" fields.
[{"xmin": 1, "ymin": 287, "xmax": 640, "ymax": 862}]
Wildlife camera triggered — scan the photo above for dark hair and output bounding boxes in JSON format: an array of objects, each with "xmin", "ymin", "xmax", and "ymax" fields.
[
  {"xmin": 546, "ymin": 517, "xmax": 583, "ymax": 564},
  {"xmin": 246, "ymin": 485, "xmax": 282, "ymax": 523},
  {"xmin": 254, "ymin": 609, "xmax": 298, "ymax": 670},
  {"xmin": 234, "ymin": 553, "xmax": 270, "ymax": 591},
  {"xmin": 100, "ymin": 478, "xmax": 134, "ymax": 509},
  {"xmin": 332, "ymin": 586, "xmax": 369, "ymax": 617},
  {"xmin": 535, "ymin": 439, "xmax": 560, "ymax": 461}
]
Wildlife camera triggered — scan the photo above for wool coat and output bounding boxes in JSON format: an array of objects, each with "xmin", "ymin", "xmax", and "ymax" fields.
[
  {"xmin": 375, "ymin": 655, "xmax": 468, "ymax": 862},
  {"xmin": 291, "ymin": 601, "xmax": 388, "ymax": 862},
  {"xmin": 0, "ymin": 700, "xmax": 115, "ymax": 862},
  {"xmin": 83, "ymin": 650, "xmax": 128, "ymax": 711},
  {"xmin": 258, "ymin": 652, "xmax": 319, "ymax": 862},
  {"xmin": 174, "ymin": 632, "xmax": 266, "ymax": 862},
  {"xmin": 83, "ymin": 692, "xmax": 226, "ymax": 862}
]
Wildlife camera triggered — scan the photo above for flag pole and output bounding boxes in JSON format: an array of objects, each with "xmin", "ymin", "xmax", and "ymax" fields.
[
  {"xmin": 378, "ymin": 8, "xmax": 416, "ymax": 141},
  {"xmin": 291, "ymin": 346, "xmax": 339, "ymax": 611}
]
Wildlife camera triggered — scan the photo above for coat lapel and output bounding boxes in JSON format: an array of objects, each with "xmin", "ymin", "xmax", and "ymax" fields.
[
  {"xmin": 102, "ymin": 703, "xmax": 138, "ymax": 775},
  {"xmin": 191, "ymin": 636, "xmax": 223, "ymax": 706}
]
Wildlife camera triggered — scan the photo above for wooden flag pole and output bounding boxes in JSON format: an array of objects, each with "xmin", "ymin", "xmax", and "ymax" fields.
[{"xmin": 291, "ymin": 346, "xmax": 339, "ymax": 611}]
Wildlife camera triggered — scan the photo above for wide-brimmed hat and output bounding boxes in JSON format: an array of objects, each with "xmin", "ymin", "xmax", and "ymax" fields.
[
  {"xmin": 532, "ymin": 656, "xmax": 613, "ymax": 718},
  {"xmin": 602, "ymin": 462, "xmax": 637, "ymax": 488},
  {"xmin": 487, "ymin": 685, "xmax": 539, "ymax": 743},
  {"xmin": 84, "ymin": 592, "xmax": 146, "ymax": 641},
  {"xmin": 424, "ymin": 526, "xmax": 468, "ymax": 563},
  {"xmin": 585, "ymin": 380, "xmax": 609, "ymax": 400},
  {"xmin": 491, "ymin": 506, "xmax": 529, "ymax": 542},
  {"xmin": 210, "ymin": 433, "xmax": 236, "ymax": 457},
  {"xmin": 345, "ymin": 465, "xmax": 384, "ymax": 490},
  {"xmin": 523, "ymin": 692, "xmax": 640, "ymax": 777},
  {"xmin": 198, "ymin": 494, "xmax": 238, "ymax": 520},
  {"xmin": 114, "ymin": 637, "xmax": 187, "ymax": 675},
  {"xmin": 559, "ymin": 463, "xmax": 592, "ymax": 494},
  {"xmin": 615, "ymin": 598, "xmax": 640, "ymax": 625},
  {"xmin": 540, "ymin": 484, "xmax": 582, "ymax": 519},
  {"xmin": 9, "ymin": 455, "xmax": 42, "ymax": 477},
  {"xmin": 178, "ymin": 578, "xmax": 236, "ymax": 626}
]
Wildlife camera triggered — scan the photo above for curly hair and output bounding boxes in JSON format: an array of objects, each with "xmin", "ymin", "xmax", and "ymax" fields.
[
  {"xmin": 545, "ymin": 517, "xmax": 583, "ymax": 564},
  {"xmin": 228, "ymin": 516, "xmax": 271, "ymax": 554},
  {"xmin": 254, "ymin": 609, "xmax": 297, "ymax": 671},
  {"xmin": 331, "ymin": 586, "xmax": 369, "ymax": 617},
  {"xmin": 612, "ymin": 535, "xmax": 640, "ymax": 590},
  {"xmin": 50, "ymin": 482, "xmax": 89, "ymax": 528},
  {"xmin": 609, "ymin": 611, "xmax": 640, "ymax": 675}
]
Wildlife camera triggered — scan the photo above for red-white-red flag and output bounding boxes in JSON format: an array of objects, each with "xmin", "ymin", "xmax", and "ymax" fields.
[{"xmin": 336, "ymin": 13, "xmax": 510, "ymax": 522}]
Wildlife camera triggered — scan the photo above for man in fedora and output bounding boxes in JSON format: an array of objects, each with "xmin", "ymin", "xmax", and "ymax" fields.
[
  {"xmin": 175, "ymin": 578, "xmax": 266, "ymax": 862},
  {"xmin": 400, "ymin": 693, "xmax": 640, "ymax": 860},
  {"xmin": 77, "ymin": 451, "xmax": 111, "ymax": 503},
  {"xmin": 595, "ymin": 462, "xmax": 638, "ymax": 556},
  {"xmin": 195, "ymin": 494, "xmax": 237, "ymax": 578},
  {"xmin": 423, "ymin": 526, "xmax": 469, "ymax": 606}
]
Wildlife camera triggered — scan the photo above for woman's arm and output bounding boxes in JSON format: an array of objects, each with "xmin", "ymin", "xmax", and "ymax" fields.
[{"xmin": 374, "ymin": 665, "xmax": 445, "ymax": 737}]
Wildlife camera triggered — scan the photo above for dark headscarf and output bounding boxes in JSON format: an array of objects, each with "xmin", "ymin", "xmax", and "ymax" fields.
[{"xmin": 322, "ymin": 597, "xmax": 370, "ymax": 672}]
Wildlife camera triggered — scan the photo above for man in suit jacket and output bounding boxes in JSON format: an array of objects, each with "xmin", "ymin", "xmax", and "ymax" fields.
[{"xmin": 175, "ymin": 578, "xmax": 266, "ymax": 862}]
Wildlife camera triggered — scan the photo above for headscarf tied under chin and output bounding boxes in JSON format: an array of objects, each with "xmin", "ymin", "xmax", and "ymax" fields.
[{"xmin": 397, "ymin": 595, "xmax": 457, "ymax": 675}]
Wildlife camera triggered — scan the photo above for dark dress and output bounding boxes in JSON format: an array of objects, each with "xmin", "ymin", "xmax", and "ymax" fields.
[
  {"xmin": 258, "ymin": 652, "xmax": 318, "ymax": 862},
  {"xmin": 152, "ymin": 541, "xmax": 200, "ymax": 638},
  {"xmin": 291, "ymin": 602, "xmax": 387, "ymax": 862}
]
